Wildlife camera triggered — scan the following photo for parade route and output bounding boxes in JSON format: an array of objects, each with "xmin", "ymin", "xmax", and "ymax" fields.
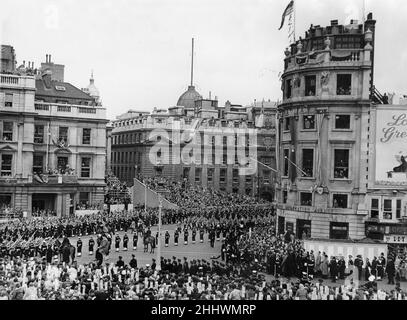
[{"xmin": 66, "ymin": 224, "xmax": 222, "ymax": 267}]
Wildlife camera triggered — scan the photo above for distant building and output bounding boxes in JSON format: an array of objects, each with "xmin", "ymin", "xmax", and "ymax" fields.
[
  {"xmin": 0, "ymin": 47, "xmax": 110, "ymax": 217},
  {"xmin": 111, "ymin": 97, "xmax": 277, "ymax": 201}
]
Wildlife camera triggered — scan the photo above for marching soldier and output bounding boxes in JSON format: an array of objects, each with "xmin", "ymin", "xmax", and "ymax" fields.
[
  {"xmin": 216, "ymin": 225, "xmax": 221, "ymax": 241},
  {"xmin": 133, "ymin": 232, "xmax": 138, "ymax": 250},
  {"xmin": 192, "ymin": 228, "xmax": 197, "ymax": 244},
  {"xmin": 88, "ymin": 237, "xmax": 95, "ymax": 255},
  {"xmin": 174, "ymin": 230, "xmax": 179, "ymax": 246},
  {"xmin": 28, "ymin": 240, "xmax": 36, "ymax": 257},
  {"xmin": 164, "ymin": 231, "xmax": 170, "ymax": 247},
  {"xmin": 199, "ymin": 228, "xmax": 204, "ymax": 243},
  {"xmin": 41, "ymin": 241, "xmax": 48, "ymax": 258},
  {"xmin": 115, "ymin": 234, "xmax": 121, "ymax": 252},
  {"xmin": 183, "ymin": 228, "xmax": 189, "ymax": 245},
  {"xmin": 209, "ymin": 228, "xmax": 215, "ymax": 248},
  {"xmin": 123, "ymin": 233, "xmax": 129, "ymax": 251},
  {"xmin": 77, "ymin": 237, "xmax": 83, "ymax": 257}
]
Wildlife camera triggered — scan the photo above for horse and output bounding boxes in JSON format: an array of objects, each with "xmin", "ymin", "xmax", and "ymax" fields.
[{"xmin": 143, "ymin": 235, "xmax": 156, "ymax": 253}]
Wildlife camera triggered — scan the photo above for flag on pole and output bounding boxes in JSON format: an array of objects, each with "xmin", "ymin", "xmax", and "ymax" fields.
[{"xmin": 278, "ymin": 0, "xmax": 294, "ymax": 30}]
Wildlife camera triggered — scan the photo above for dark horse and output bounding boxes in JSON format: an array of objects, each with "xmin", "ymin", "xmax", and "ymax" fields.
[
  {"xmin": 60, "ymin": 237, "xmax": 76, "ymax": 264},
  {"xmin": 143, "ymin": 235, "xmax": 156, "ymax": 253}
]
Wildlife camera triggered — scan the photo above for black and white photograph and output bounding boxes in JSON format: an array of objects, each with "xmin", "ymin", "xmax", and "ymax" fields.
[{"xmin": 0, "ymin": 0, "xmax": 407, "ymax": 311}]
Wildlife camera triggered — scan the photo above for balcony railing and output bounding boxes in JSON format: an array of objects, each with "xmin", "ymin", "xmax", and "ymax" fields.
[
  {"xmin": 0, "ymin": 74, "xmax": 36, "ymax": 89},
  {"xmin": 33, "ymin": 102, "xmax": 106, "ymax": 119}
]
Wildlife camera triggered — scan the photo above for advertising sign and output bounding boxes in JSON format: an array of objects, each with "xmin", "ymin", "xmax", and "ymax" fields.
[
  {"xmin": 376, "ymin": 109, "xmax": 407, "ymax": 186},
  {"xmin": 384, "ymin": 234, "xmax": 407, "ymax": 244}
]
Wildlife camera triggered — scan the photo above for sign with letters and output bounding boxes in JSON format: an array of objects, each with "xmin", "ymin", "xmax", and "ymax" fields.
[
  {"xmin": 384, "ymin": 234, "xmax": 407, "ymax": 244},
  {"xmin": 375, "ymin": 109, "xmax": 407, "ymax": 186}
]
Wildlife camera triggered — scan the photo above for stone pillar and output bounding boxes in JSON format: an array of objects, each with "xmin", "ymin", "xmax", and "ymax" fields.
[{"xmin": 56, "ymin": 194, "xmax": 63, "ymax": 218}]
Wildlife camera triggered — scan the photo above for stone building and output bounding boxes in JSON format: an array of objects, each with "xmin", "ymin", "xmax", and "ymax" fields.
[
  {"xmin": 0, "ymin": 47, "xmax": 110, "ymax": 217},
  {"xmin": 111, "ymin": 97, "xmax": 277, "ymax": 201},
  {"xmin": 276, "ymin": 14, "xmax": 378, "ymax": 240}
]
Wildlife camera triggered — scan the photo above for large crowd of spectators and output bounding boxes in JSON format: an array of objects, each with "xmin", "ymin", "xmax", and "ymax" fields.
[
  {"xmin": 141, "ymin": 176, "xmax": 269, "ymax": 209},
  {"xmin": 105, "ymin": 174, "xmax": 130, "ymax": 205}
]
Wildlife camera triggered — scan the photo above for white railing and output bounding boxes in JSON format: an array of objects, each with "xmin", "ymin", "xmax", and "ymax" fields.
[
  {"xmin": 34, "ymin": 102, "xmax": 106, "ymax": 119},
  {"xmin": 0, "ymin": 74, "xmax": 35, "ymax": 89}
]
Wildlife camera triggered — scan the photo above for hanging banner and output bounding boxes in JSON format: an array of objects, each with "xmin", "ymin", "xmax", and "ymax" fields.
[{"xmin": 375, "ymin": 108, "xmax": 407, "ymax": 186}]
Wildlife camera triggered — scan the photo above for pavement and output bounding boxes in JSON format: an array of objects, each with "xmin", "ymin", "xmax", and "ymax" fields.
[{"xmin": 65, "ymin": 224, "xmax": 222, "ymax": 267}]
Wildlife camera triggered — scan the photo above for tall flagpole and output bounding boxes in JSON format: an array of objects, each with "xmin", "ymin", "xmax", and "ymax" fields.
[{"xmin": 293, "ymin": 0, "xmax": 296, "ymax": 42}]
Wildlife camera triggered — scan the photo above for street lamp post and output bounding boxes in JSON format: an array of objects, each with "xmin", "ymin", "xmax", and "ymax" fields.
[{"xmin": 156, "ymin": 194, "xmax": 162, "ymax": 271}]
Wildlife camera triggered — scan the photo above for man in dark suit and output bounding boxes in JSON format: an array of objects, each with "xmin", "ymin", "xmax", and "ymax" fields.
[
  {"xmin": 129, "ymin": 254, "xmax": 137, "ymax": 269},
  {"xmin": 386, "ymin": 257, "xmax": 396, "ymax": 285}
]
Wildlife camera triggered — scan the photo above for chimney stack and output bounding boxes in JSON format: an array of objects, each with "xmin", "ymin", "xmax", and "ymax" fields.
[{"xmin": 49, "ymin": 54, "xmax": 51, "ymax": 63}]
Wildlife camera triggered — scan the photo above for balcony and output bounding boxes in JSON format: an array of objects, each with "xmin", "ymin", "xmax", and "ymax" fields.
[
  {"xmin": 0, "ymin": 74, "xmax": 35, "ymax": 90},
  {"xmin": 284, "ymin": 48, "xmax": 369, "ymax": 73},
  {"xmin": 32, "ymin": 174, "xmax": 78, "ymax": 184},
  {"xmin": 34, "ymin": 102, "xmax": 106, "ymax": 120}
]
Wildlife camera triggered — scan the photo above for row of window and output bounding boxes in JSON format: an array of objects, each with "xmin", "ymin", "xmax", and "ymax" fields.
[
  {"xmin": 282, "ymin": 219, "xmax": 349, "ymax": 240},
  {"xmin": 370, "ymin": 198, "xmax": 403, "ymax": 221},
  {"xmin": 283, "ymin": 148, "xmax": 349, "ymax": 179},
  {"xmin": 283, "ymin": 114, "xmax": 351, "ymax": 131},
  {"xmin": 113, "ymin": 133, "xmax": 257, "ymax": 146},
  {"xmin": 0, "ymin": 153, "xmax": 92, "ymax": 178},
  {"xmin": 0, "ymin": 123, "xmax": 92, "ymax": 145},
  {"xmin": 282, "ymin": 191, "xmax": 349, "ymax": 209},
  {"xmin": 285, "ymin": 74, "xmax": 352, "ymax": 99}
]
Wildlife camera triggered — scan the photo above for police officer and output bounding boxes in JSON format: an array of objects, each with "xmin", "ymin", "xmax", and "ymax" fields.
[
  {"xmin": 174, "ymin": 230, "xmax": 179, "ymax": 246},
  {"xmin": 115, "ymin": 234, "xmax": 121, "ymax": 252},
  {"xmin": 133, "ymin": 232, "xmax": 138, "ymax": 250},
  {"xmin": 88, "ymin": 237, "xmax": 95, "ymax": 255},
  {"xmin": 123, "ymin": 233, "xmax": 129, "ymax": 251},
  {"xmin": 165, "ymin": 231, "xmax": 170, "ymax": 247},
  {"xmin": 77, "ymin": 237, "xmax": 83, "ymax": 257},
  {"xmin": 192, "ymin": 228, "xmax": 197, "ymax": 244},
  {"xmin": 209, "ymin": 229, "xmax": 215, "ymax": 248}
]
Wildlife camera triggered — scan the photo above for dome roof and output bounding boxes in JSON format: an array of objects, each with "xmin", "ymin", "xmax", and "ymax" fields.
[
  {"xmin": 87, "ymin": 77, "xmax": 100, "ymax": 99},
  {"xmin": 177, "ymin": 85, "xmax": 202, "ymax": 109}
]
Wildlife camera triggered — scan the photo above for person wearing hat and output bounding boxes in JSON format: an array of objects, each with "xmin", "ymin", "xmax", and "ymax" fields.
[
  {"xmin": 386, "ymin": 257, "xmax": 396, "ymax": 285},
  {"xmin": 199, "ymin": 228, "xmax": 204, "ymax": 243},
  {"xmin": 115, "ymin": 234, "xmax": 121, "ymax": 252},
  {"xmin": 129, "ymin": 254, "xmax": 138, "ymax": 269},
  {"xmin": 76, "ymin": 237, "xmax": 82, "ymax": 257},
  {"xmin": 164, "ymin": 231, "xmax": 170, "ymax": 248},
  {"xmin": 88, "ymin": 237, "xmax": 95, "ymax": 255},
  {"xmin": 354, "ymin": 255, "xmax": 364, "ymax": 281},
  {"xmin": 174, "ymin": 230, "xmax": 179, "ymax": 246},
  {"xmin": 192, "ymin": 228, "xmax": 197, "ymax": 244},
  {"xmin": 183, "ymin": 228, "xmax": 189, "ymax": 245},
  {"xmin": 123, "ymin": 233, "xmax": 129, "ymax": 251},
  {"xmin": 116, "ymin": 256, "xmax": 125, "ymax": 268}
]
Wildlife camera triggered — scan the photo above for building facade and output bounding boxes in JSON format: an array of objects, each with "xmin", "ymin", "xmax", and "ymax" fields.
[
  {"xmin": 111, "ymin": 94, "xmax": 277, "ymax": 201},
  {"xmin": 0, "ymin": 47, "xmax": 110, "ymax": 217},
  {"xmin": 276, "ymin": 15, "xmax": 378, "ymax": 240}
]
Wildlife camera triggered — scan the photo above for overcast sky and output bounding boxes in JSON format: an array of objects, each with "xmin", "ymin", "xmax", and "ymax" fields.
[{"xmin": 1, "ymin": 0, "xmax": 406, "ymax": 120}]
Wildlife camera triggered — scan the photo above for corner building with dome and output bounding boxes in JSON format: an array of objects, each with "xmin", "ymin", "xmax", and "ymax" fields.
[{"xmin": 276, "ymin": 14, "xmax": 379, "ymax": 240}]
